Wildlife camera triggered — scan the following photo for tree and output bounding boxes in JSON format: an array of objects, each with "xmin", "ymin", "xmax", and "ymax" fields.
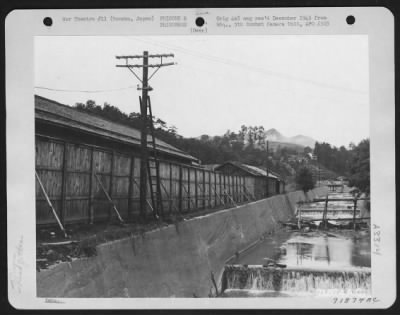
[
  {"xmin": 304, "ymin": 146, "xmax": 312, "ymax": 155},
  {"xmin": 295, "ymin": 167, "xmax": 315, "ymax": 193},
  {"xmin": 348, "ymin": 139, "xmax": 370, "ymax": 194},
  {"xmin": 313, "ymin": 141, "xmax": 351, "ymax": 176}
]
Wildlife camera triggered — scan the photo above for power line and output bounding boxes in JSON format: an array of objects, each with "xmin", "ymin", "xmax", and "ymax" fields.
[
  {"xmin": 34, "ymin": 85, "xmax": 137, "ymax": 93},
  {"xmin": 127, "ymin": 37, "xmax": 367, "ymax": 95}
]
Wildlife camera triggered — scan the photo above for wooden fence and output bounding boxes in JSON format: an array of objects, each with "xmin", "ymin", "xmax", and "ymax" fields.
[{"xmin": 35, "ymin": 136, "xmax": 272, "ymax": 226}]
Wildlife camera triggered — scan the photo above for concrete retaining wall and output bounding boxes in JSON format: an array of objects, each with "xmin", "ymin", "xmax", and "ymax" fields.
[{"xmin": 37, "ymin": 186, "xmax": 328, "ymax": 298}]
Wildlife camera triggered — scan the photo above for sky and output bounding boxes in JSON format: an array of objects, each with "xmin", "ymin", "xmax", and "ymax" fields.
[{"xmin": 35, "ymin": 35, "xmax": 369, "ymax": 147}]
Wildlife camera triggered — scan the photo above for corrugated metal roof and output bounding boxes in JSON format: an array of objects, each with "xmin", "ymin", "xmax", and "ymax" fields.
[
  {"xmin": 202, "ymin": 164, "xmax": 220, "ymax": 171},
  {"xmin": 35, "ymin": 95, "xmax": 199, "ymax": 163},
  {"xmin": 241, "ymin": 164, "xmax": 278, "ymax": 179},
  {"xmin": 218, "ymin": 161, "xmax": 280, "ymax": 179}
]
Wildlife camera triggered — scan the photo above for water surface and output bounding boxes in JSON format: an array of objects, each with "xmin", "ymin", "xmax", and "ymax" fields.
[
  {"xmin": 222, "ymin": 229, "xmax": 371, "ymax": 297},
  {"xmin": 229, "ymin": 229, "xmax": 370, "ymax": 269}
]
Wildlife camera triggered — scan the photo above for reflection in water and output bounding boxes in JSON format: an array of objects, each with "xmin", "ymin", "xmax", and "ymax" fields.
[
  {"xmin": 223, "ymin": 230, "xmax": 371, "ymax": 297},
  {"xmin": 282, "ymin": 234, "xmax": 363, "ymax": 269},
  {"xmin": 230, "ymin": 230, "xmax": 370, "ymax": 270}
]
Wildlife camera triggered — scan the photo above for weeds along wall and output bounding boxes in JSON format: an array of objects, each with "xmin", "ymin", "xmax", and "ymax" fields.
[{"xmin": 35, "ymin": 136, "xmax": 282, "ymax": 226}]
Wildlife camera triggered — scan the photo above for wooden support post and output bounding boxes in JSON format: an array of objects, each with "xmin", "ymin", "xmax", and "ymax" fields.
[
  {"xmin": 245, "ymin": 179, "xmax": 249, "ymax": 200},
  {"xmin": 242, "ymin": 185, "xmax": 248, "ymax": 201},
  {"xmin": 169, "ymin": 163, "xmax": 173, "ymax": 215},
  {"xmin": 353, "ymin": 198, "xmax": 358, "ymax": 230},
  {"xmin": 159, "ymin": 161, "xmax": 164, "ymax": 219},
  {"xmin": 60, "ymin": 141, "xmax": 68, "ymax": 225},
  {"xmin": 238, "ymin": 176, "xmax": 241, "ymax": 201},
  {"xmin": 235, "ymin": 176, "xmax": 238, "ymax": 202},
  {"xmin": 222, "ymin": 174, "xmax": 225, "ymax": 205},
  {"xmin": 219, "ymin": 173, "xmax": 222, "ymax": 206},
  {"xmin": 95, "ymin": 173, "xmax": 124, "ymax": 224},
  {"xmin": 242, "ymin": 178, "xmax": 245, "ymax": 200},
  {"xmin": 127, "ymin": 155, "xmax": 135, "ymax": 222},
  {"xmin": 214, "ymin": 172, "xmax": 217, "ymax": 208},
  {"xmin": 178, "ymin": 165, "xmax": 183, "ymax": 213},
  {"xmin": 223, "ymin": 175, "xmax": 227, "ymax": 204},
  {"xmin": 160, "ymin": 181, "xmax": 179, "ymax": 215},
  {"xmin": 232, "ymin": 175, "xmax": 237, "ymax": 202},
  {"xmin": 226, "ymin": 176, "xmax": 229, "ymax": 203},
  {"xmin": 237, "ymin": 177, "xmax": 240, "ymax": 202},
  {"xmin": 218, "ymin": 174, "xmax": 225, "ymax": 207},
  {"xmin": 231, "ymin": 176, "xmax": 234, "ymax": 201},
  {"xmin": 323, "ymin": 194, "xmax": 329, "ymax": 229},
  {"xmin": 244, "ymin": 178, "xmax": 247, "ymax": 201},
  {"xmin": 194, "ymin": 169, "xmax": 198, "ymax": 210},
  {"xmin": 242, "ymin": 178, "xmax": 244, "ymax": 199},
  {"xmin": 108, "ymin": 150, "xmax": 115, "ymax": 221},
  {"xmin": 182, "ymin": 183, "xmax": 197, "ymax": 209},
  {"xmin": 229, "ymin": 176, "xmax": 232, "ymax": 202},
  {"xmin": 222, "ymin": 186, "xmax": 238, "ymax": 208},
  {"xmin": 229, "ymin": 176, "xmax": 231, "ymax": 202},
  {"xmin": 208, "ymin": 171, "xmax": 212, "ymax": 208},
  {"xmin": 131, "ymin": 177, "xmax": 155, "ymax": 214},
  {"xmin": 203, "ymin": 169, "xmax": 206, "ymax": 209},
  {"xmin": 239, "ymin": 177, "xmax": 242, "ymax": 202},
  {"xmin": 36, "ymin": 171, "xmax": 68, "ymax": 238},
  {"xmin": 245, "ymin": 178, "xmax": 248, "ymax": 200},
  {"xmin": 88, "ymin": 147, "xmax": 95, "ymax": 224},
  {"xmin": 234, "ymin": 176, "xmax": 237, "ymax": 202},
  {"xmin": 187, "ymin": 168, "xmax": 191, "ymax": 211},
  {"xmin": 210, "ymin": 182, "xmax": 226, "ymax": 207},
  {"xmin": 232, "ymin": 176, "xmax": 234, "ymax": 202}
]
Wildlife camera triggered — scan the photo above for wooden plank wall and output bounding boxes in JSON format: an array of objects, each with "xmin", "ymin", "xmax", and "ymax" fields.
[{"xmin": 35, "ymin": 137, "xmax": 280, "ymax": 225}]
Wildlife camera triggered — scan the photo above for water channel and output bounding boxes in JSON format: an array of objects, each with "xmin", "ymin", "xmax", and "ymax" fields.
[{"xmin": 221, "ymin": 228, "xmax": 371, "ymax": 297}]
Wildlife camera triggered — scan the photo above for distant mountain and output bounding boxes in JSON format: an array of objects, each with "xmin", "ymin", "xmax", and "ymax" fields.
[
  {"xmin": 288, "ymin": 134, "xmax": 316, "ymax": 148},
  {"xmin": 196, "ymin": 128, "xmax": 316, "ymax": 150},
  {"xmin": 264, "ymin": 129, "xmax": 316, "ymax": 148}
]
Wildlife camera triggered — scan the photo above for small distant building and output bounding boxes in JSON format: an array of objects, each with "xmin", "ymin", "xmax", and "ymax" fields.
[
  {"xmin": 215, "ymin": 161, "xmax": 284, "ymax": 198},
  {"xmin": 305, "ymin": 152, "xmax": 317, "ymax": 160},
  {"xmin": 327, "ymin": 180, "xmax": 344, "ymax": 192},
  {"xmin": 337, "ymin": 176, "xmax": 349, "ymax": 185},
  {"xmin": 287, "ymin": 154, "xmax": 308, "ymax": 163}
]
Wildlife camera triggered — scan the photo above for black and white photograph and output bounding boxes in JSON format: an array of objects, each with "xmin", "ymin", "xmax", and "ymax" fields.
[
  {"xmin": 5, "ymin": 7, "xmax": 395, "ymax": 309},
  {"xmin": 34, "ymin": 34, "xmax": 371, "ymax": 298}
]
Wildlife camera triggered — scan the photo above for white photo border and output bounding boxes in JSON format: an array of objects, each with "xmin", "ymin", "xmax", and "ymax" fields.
[{"xmin": 6, "ymin": 7, "xmax": 396, "ymax": 309}]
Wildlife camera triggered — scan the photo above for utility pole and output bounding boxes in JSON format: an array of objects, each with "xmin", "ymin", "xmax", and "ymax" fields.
[
  {"xmin": 139, "ymin": 52, "xmax": 149, "ymax": 221},
  {"xmin": 116, "ymin": 51, "xmax": 175, "ymax": 220}
]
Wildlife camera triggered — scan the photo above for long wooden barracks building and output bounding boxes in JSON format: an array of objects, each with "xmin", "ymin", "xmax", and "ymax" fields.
[
  {"xmin": 35, "ymin": 95, "xmax": 284, "ymax": 226},
  {"xmin": 215, "ymin": 161, "xmax": 285, "ymax": 199}
]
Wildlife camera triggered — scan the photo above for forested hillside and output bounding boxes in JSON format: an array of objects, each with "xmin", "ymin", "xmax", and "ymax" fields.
[{"xmin": 73, "ymin": 100, "xmax": 370, "ymax": 192}]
